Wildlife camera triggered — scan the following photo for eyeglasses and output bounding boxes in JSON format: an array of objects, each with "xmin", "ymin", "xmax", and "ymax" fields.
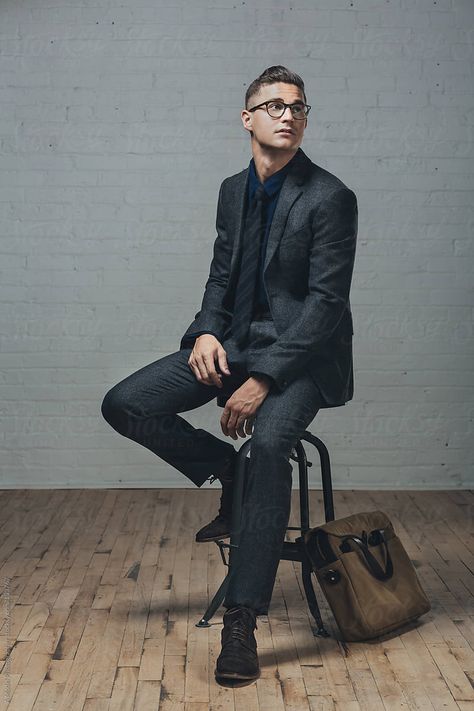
[{"xmin": 247, "ymin": 100, "xmax": 311, "ymax": 120}]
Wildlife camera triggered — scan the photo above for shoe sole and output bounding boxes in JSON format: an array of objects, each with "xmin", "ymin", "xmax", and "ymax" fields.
[{"xmin": 215, "ymin": 670, "xmax": 260, "ymax": 687}]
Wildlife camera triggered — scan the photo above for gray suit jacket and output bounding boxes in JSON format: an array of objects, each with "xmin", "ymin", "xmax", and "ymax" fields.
[{"xmin": 180, "ymin": 147, "xmax": 358, "ymax": 408}]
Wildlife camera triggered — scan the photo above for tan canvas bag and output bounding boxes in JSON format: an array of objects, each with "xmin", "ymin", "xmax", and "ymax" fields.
[{"xmin": 303, "ymin": 510, "xmax": 431, "ymax": 642}]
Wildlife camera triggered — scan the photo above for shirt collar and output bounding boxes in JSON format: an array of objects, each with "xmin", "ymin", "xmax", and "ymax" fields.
[{"xmin": 248, "ymin": 151, "xmax": 298, "ymax": 200}]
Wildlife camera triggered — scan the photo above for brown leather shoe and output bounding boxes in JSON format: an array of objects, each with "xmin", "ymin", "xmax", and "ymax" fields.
[
  {"xmin": 195, "ymin": 450, "xmax": 245, "ymax": 543},
  {"xmin": 215, "ymin": 605, "xmax": 260, "ymax": 687}
]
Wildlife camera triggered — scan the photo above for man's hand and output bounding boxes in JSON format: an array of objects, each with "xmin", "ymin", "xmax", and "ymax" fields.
[
  {"xmin": 221, "ymin": 376, "xmax": 272, "ymax": 440},
  {"xmin": 188, "ymin": 334, "xmax": 230, "ymax": 388}
]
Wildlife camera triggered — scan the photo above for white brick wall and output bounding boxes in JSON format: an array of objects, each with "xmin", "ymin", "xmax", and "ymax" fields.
[{"xmin": 1, "ymin": 0, "xmax": 473, "ymax": 489}]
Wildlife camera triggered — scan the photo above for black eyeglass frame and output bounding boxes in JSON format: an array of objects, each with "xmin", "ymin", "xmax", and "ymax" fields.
[{"xmin": 247, "ymin": 99, "xmax": 311, "ymax": 120}]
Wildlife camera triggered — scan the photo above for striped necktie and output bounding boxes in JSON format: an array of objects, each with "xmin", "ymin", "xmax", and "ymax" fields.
[{"xmin": 231, "ymin": 184, "xmax": 267, "ymax": 347}]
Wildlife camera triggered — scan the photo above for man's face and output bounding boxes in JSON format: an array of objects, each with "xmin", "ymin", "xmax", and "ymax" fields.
[{"xmin": 241, "ymin": 82, "xmax": 308, "ymax": 152}]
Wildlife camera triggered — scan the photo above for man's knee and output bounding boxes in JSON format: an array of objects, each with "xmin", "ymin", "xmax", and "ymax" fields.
[
  {"xmin": 251, "ymin": 420, "xmax": 296, "ymax": 455},
  {"xmin": 100, "ymin": 382, "xmax": 147, "ymax": 427},
  {"xmin": 101, "ymin": 380, "xmax": 172, "ymax": 431},
  {"xmin": 101, "ymin": 385, "xmax": 127, "ymax": 427}
]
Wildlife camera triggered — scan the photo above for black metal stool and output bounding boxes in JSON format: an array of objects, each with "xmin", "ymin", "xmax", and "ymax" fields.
[{"xmin": 195, "ymin": 430, "xmax": 335, "ymax": 636}]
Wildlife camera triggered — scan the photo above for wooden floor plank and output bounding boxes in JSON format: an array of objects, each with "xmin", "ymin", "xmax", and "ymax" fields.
[{"xmin": 0, "ymin": 488, "xmax": 471, "ymax": 710}]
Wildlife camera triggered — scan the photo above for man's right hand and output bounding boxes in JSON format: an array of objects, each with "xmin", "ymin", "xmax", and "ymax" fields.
[{"xmin": 188, "ymin": 334, "xmax": 231, "ymax": 388}]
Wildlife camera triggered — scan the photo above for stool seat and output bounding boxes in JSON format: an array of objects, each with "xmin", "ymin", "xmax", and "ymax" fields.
[{"xmin": 195, "ymin": 430, "xmax": 335, "ymax": 637}]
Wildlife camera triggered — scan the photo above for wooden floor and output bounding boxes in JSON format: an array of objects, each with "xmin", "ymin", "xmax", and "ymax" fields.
[{"xmin": 0, "ymin": 487, "xmax": 473, "ymax": 710}]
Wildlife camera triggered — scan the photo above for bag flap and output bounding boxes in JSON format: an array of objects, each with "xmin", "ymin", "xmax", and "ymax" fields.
[{"xmin": 323, "ymin": 510, "xmax": 391, "ymax": 536}]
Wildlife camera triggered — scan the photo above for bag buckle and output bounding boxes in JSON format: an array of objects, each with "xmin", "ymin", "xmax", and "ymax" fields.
[{"xmin": 323, "ymin": 569, "xmax": 341, "ymax": 584}]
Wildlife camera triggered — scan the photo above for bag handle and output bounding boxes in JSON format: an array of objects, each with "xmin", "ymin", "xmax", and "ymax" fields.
[{"xmin": 339, "ymin": 529, "xmax": 393, "ymax": 581}]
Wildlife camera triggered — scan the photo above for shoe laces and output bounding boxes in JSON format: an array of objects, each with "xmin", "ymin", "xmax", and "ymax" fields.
[
  {"xmin": 231, "ymin": 620, "xmax": 253, "ymax": 642},
  {"xmin": 225, "ymin": 608, "xmax": 257, "ymax": 642}
]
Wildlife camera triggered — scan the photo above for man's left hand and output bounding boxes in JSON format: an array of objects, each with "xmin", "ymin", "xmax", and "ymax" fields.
[{"xmin": 221, "ymin": 375, "xmax": 272, "ymax": 439}]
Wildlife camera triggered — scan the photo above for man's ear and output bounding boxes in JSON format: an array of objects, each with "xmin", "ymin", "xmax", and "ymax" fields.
[
  {"xmin": 241, "ymin": 109, "xmax": 252, "ymax": 134},
  {"xmin": 242, "ymin": 113, "xmax": 253, "ymax": 136}
]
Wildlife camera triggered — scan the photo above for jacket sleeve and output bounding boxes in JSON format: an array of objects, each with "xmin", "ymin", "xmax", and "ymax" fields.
[
  {"xmin": 180, "ymin": 330, "xmax": 222, "ymax": 349},
  {"xmin": 180, "ymin": 179, "xmax": 234, "ymax": 350},
  {"xmin": 247, "ymin": 187, "xmax": 358, "ymax": 392}
]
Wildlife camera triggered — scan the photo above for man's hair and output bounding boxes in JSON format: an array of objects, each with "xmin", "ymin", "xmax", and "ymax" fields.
[{"xmin": 245, "ymin": 65, "xmax": 307, "ymax": 109}]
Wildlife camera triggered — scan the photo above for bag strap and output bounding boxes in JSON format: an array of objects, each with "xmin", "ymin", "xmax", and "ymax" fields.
[
  {"xmin": 339, "ymin": 529, "xmax": 393, "ymax": 581},
  {"xmin": 305, "ymin": 528, "xmax": 337, "ymax": 568}
]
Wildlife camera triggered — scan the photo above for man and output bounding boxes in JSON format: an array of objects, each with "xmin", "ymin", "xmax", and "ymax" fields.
[{"xmin": 101, "ymin": 65, "xmax": 358, "ymax": 687}]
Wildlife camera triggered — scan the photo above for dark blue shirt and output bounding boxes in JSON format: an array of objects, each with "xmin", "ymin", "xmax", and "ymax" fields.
[{"xmin": 248, "ymin": 153, "xmax": 296, "ymax": 309}]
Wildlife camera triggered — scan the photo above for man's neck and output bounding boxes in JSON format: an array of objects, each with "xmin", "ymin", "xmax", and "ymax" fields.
[{"xmin": 251, "ymin": 144, "xmax": 298, "ymax": 184}]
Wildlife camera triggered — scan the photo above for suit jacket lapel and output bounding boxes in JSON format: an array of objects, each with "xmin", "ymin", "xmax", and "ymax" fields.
[{"xmin": 263, "ymin": 148, "xmax": 311, "ymax": 273}]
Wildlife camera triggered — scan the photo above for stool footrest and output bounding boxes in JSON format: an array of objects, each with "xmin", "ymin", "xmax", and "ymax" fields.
[{"xmin": 280, "ymin": 540, "xmax": 305, "ymax": 562}]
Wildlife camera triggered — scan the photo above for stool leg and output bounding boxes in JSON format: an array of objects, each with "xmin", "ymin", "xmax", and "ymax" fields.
[
  {"xmin": 295, "ymin": 440, "xmax": 310, "ymax": 531},
  {"xmin": 301, "ymin": 432, "xmax": 335, "ymax": 522},
  {"xmin": 301, "ymin": 562, "xmax": 330, "ymax": 637},
  {"xmin": 195, "ymin": 441, "xmax": 251, "ymax": 627},
  {"xmin": 300, "ymin": 547, "xmax": 330, "ymax": 637},
  {"xmin": 195, "ymin": 575, "xmax": 230, "ymax": 627},
  {"xmin": 294, "ymin": 439, "xmax": 330, "ymax": 636}
]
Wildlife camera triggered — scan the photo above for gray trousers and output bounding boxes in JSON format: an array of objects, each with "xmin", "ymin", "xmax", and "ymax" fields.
[{"xmin": 101, "ymin": 316, "xmax": 325, "ymax": 615}]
